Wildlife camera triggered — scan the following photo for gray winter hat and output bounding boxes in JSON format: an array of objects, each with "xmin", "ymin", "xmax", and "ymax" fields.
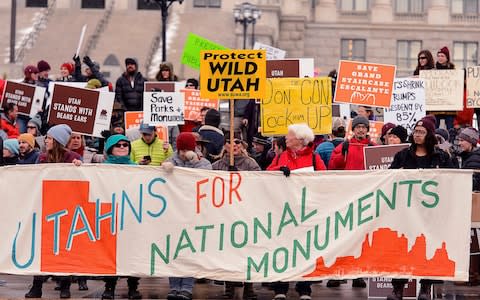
[
  {"xmin": 47, "ymin": 124, "xmax": 72, "ymax": 147},
  {"xmin": 459, "ymin": 127, "xmax": 479, "ymax": 146},
  {"xmin": 352, "ymin": 116, "xmax": 369, "ymax": 130}
]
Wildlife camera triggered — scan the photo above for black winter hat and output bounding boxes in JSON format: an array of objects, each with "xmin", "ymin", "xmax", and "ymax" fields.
[
  {"xmin": 205, "ymin": 109, "xmax": 221, "ymax": 127},
  {"xmin": 390, "ymin": 125, "xmax": 408, "ymax": 143},
  {"xmin": 125, "ymin": 58, "xmax": 137, "ymax": 66}
]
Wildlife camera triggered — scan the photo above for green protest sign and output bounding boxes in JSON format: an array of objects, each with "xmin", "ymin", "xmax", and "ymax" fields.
[{"xmin": 181, "ymin": 33, "xmax": 228, "ymax": 70}]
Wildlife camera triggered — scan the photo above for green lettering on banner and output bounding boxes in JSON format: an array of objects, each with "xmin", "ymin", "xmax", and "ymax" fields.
[
  {"xmin": 277, "ymin": 202, "xmax": 299, "ymax": 236},
  {"xmin": 292, "ymin": 231, "xmax": 311, "ymax": 268},
  {"xmin": 231, "ymin": 221, "xmax": 248, "ymax": 248},
  {"xmin": 253, "ymin": 213, "xmax": 272, "ymax": 243},
  {"xmin": 421, "ymin": 180, "xmax": 440, "ymax": 208},
  {"xmin": 357, "ymin": 192, "xmax": 374, "ymax": 226},
  {"xmin": 181, "ymin": 33, "xmax": 228, "ymax": 70},
  {"xmin": 174, "ymin": 229, "xmax": 196, "ymax": 260},
  {"xmin": 150, "ymin": 236, "xmax": 170, "ymax": 275},
  {"xmin": 376, "ymin": 183, "xmax": 397, "ymax": 217},
  {"xmin": 399, "ymin": 180, "xmax": 422, "ymax": 207},
  {"xmin": 219, "ymin": 223, "xmax": 225, "ymax": 251},
  {"xmin": 247, "ymin": 254, "xmax": 269, "ymax": 280},
  {"xmin": 272, "ymin": 247, "xmax": 289, "ymax": 273},
  {"xmin": 313, "ymin": 217, "xmax": 330, "ymax": 250},
  {"xmin": 334, "ymin": 203, "xmax": 353, "ymax": 240},
  {"xmin": 195, "ymin": 224, "xmax": 214, "ymax": 252},
  {"xmin": 301, "ymin": 187, "xmax": 317, "ymax": 222}
]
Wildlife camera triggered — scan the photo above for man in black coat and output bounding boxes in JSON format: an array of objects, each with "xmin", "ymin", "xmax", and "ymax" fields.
[{"xmin": 114, "ymin": 58, "xmax": 147, "ymax": 128}]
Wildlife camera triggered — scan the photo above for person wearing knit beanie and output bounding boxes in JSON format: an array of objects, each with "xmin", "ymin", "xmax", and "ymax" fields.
[
  {"xmin": 414, "ymin": 116, "xmax": 436, "ymax": 135},
  {"xmin": 37, "ymin": 60, "xmax": 51, "ymax": 73},
  {"xmin": 459, "ymin": 127, "xmax": 479, "ymax": 147},
  {"xmin": 388, "ymin": 126, "xmax": 408, "ymax": 144},
  {"xmin": 23, "ymin": 65, "xmax": 39, "ymax": 84},
  {"xmin": 436, "ymin": 46, "xmax": 455, "ymax": 69},
  {"xmin": 3, "ymin": 139, "xmax": 19, "ymax": 156},
  {"xmin": 380, "ymin": 122, "xmax": 395, "ymax": 144},
  {"xmin": 18, "ymin": 133, "xmax": 40, "ymax": 164},
  {"xmin": 60, "ymin": 62, "xmax": 74, "ymax": 76},
  {"xmin": 176, "ymin": 132, "xmax": 197, "ymax": 152},
  {"xmin": 27, "ymin": 116, "xmax": 42, "ymax": 136},
  {"xmin": 352, "ymin": 116, "xmax": 370, "ymax": 130},
  {"xmin": 47, "ymin": 124, "xmax": 72, "ymax": 147}
]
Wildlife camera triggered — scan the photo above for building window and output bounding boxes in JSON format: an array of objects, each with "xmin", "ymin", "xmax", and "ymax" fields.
[
  {"xmin": 194, "ymin": 0, "xmax": 221, "ymax": 8},
  {"xmin": 341, "ymin": 39, "xmax": 366, "ymax": 61},
  {"xmin": 397, "ymin": 40, "xmax": 422, "ymax": 72},
  {"xmin": 26, "ymin": 0, "xmax": 47, "ymax": 7},
  {"xmin": 395, "ymin": 0, "xmax": 424, "ymax": 14},
  {"xmin": 137, "ymin": 0, "xmax": 161, "ymax": 10},
  {"xmin": 451, "ymin": 0, "xmax": 479, "ymax": 15},
  {"xmin": 340, "ymin": 0, "xmax": 368, "ymax": 11},
  {"xmin": 453, "ymin": 42, "xmax": 478, "ymax": 69},
  {"xmin": 81, "ymin": 0, "xmax": 105, "ymax": 9}
]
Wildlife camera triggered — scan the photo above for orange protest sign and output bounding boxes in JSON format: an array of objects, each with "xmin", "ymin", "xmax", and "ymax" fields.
[
  {"xmin": 347, "ymin": 120, "xmax": 384, "ymax": 142},
  {"xmin": 335, "ymin": 60, "xmax": 396, "ymax": 108},
  {"xmin": 182, "ymin": 89, "xmax": 219, "ymax": 121},
  {"xmin": 124, "ymin": 111, "xmax": 168, "ymax": 141}
]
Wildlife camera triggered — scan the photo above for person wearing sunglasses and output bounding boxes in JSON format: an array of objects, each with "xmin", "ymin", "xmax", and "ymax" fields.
[
  {"xmin": 413, "ymin": 50, "xmax": 434, "ymax": 76},
  {"xmin": 101, "ymin": 134, "xmax": 140, "ymax": 299}
]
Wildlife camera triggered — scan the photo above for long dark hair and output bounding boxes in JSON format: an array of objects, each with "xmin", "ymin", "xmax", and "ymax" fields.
[
  {"xmin": 413, "ymin": 50, "xmax": 435, "ymax": 75},
  {"xmin": 47, "ymin": 139, "xmax": 67, "ymax": 163},
  {"xmin": 408, "ymin": 129, "xmax": 438, "ymax": 155}
]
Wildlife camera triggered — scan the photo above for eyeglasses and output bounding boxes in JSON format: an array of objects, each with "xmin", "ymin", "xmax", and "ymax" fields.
[
  {"xmin": 114, "ymin": 142, "xmax": 129, "ymax": 148},
  {"xmin": 418, "ymin": 56, "xmax": 427, "ymax": 60},
  {"xmin": 225, "ymin": 139, "xmax": 241, "ymax": 145},
  {"xmin": 413, "ymin": 130, "xmax": 427, "ymax": 136},
  {"xmin": 27, "ymin": 126, "xmax": 37, "ymax": 129}
]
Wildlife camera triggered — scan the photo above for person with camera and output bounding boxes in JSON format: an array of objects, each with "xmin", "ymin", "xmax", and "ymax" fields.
[{"xmin": 130, "ymin": 124, "xmax": 173, "ymax": 166}]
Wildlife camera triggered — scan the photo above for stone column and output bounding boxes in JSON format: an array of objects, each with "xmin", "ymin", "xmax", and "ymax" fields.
[
  {"xmin": 428, "ymin": 0, "xmax": 449, "ymax": 25},
  {"xmin": 315, "ymin": 0, "xmax": 337, "ymax": 22},
  {"xmin": 370, "ymin": 0, "xmax": 393, "ymax": 23}
]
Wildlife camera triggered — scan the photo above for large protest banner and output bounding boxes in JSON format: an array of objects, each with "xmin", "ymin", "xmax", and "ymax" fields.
[
  {"xmin": 335, "ymin": 61, "xmax": 396, "ymax": 108},
  {"xmin": 200, "ymin": 49, "xmax": 266, "ymax": 99},
  {"xmin": 266, "ymin": 58, "xmax": 314, "ymax": 78},
  {"xmin": 384, "ymin": 78, "xmax": 426, "ymax": 134},
  {"xmin": 182, "ymin": 89, "xmax": 218, "ymax": 121},
  {"xmin": 261, "ymin": 77, "xmax": 332, "ymax": 135},
  {"xmin": 253, "ymin": 42, "xmax": 286, "ymax": 60},
  {"xmin": 1, "ymin": 81, "xmax": 45, "ymax": 117},
  {"xmin": 420, "ymin": 69, "xmax": 464, "ymax": 111},
  {"xmin": 48, "ymin": 84, "xmax": 114, "ymax": 137},
  {"xmin": 0, "ymin": 166, "xmax": 472, "ymax": 281},
  {"xmin": 143, "ymin": 92, "xmax": 184, "ymax": 126},
  {"xmin": 466, "ymin": 67, "xmax": 480, "ymax": 108},
  {"xmin": 364, "ymin": 144, "xmax": 410, "ymax": 170},
  {"xmin": 181, "ymin": 33, "xmax": 228, "ymax": 70}
]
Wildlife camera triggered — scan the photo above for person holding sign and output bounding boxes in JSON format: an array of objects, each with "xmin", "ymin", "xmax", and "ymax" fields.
[
  {"xmin": 388, "ymin": 116, "xmax": 455, "ymax": 300},
  {"xmin": 413, "ymin": 50, "xmax": 434, "ymax": 76},
  {"xmin": 267, "ymin": 123, "xmax": 325, "ymax": 300}
]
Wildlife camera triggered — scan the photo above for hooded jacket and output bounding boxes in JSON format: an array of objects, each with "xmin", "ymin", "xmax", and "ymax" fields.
[
  {"xmin": 115, "ymin": 71, "xmax": 146, "ymax": 111},
  {"xmin": 0, "ymin": 113, "xmax": 19, "ymax": 138},
  {"xmin": 328, "ymin": 137, "xmax": 375, "ymax": 170},
  {"xmin": 155, "ymin": 62, "xmax": 179, "ymax": 81}
]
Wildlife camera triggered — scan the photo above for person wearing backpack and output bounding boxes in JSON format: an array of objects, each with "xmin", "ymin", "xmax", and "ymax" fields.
[
  {"xmin": 316, "ymin": 117, "xmax": 346, "ymax": 167},
  {"xmin": 328, "ymin": 116, "xmax": 376, "ymax": 171}
]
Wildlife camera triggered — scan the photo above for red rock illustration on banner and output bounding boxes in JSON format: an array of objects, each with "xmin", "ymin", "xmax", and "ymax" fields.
[
  {"xmin": 335, "ymin": 61, "xmax": 396, "ymax": 108},
  {"xmin": 304, "ymin": 228, "xmax": 455, "ymax": 278}
]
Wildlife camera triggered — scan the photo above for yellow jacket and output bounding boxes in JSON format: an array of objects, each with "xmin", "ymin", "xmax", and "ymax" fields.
[{"xmin": 130, "ymin": 137, "xmax": 173, "ymax": 166}]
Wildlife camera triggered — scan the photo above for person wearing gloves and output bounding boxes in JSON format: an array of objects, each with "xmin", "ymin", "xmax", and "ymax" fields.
[
  {"xmin": 266, "ymin": 123, "xmax": 325, "ymax": 300},
  {"xmin": 100, "ymin": 134, "xmax": 141, "ymax": 300},
  {"xmin": 162, "ymin": 132, "xmax": 211, "ymax": 300}
]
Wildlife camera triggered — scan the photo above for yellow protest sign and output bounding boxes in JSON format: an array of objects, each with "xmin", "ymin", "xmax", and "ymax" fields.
[
  {"xmin": 199, "ymin": 50, "xmax": 266, "ymax": 99},
  {"xmin": 261, "ymin": 77, "xmax": 332, "ymax": 136}
]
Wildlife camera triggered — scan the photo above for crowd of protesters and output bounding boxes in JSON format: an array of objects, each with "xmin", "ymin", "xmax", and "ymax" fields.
[{"xmin": 1, "ymin": 46, "xmax": 480, "ymax": 300}]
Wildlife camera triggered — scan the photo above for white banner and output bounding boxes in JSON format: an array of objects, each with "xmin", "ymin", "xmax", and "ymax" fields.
[
  {"xmin": 0, "ymin": 165, "xmax": 472, "ymax": 282},
  {"xmin": 254, "ymin": 42, "xmax": 286, "ymax": 60},
  {"xmin": 143, "ymin": 92, "xmax": 185, "ymax": 126},
  {"xmin": 467, "ymin": 66, "xmax": 480, "ymax": 108},
  {"xmin": 384, "ymin": 78, "xmax": 426, "ymax": 134},
  {"xmin": 420, "ymin": 69, "xmax": 464, "ymax": 111}
]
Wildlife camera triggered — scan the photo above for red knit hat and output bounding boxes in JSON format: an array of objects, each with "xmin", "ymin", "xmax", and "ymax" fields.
[
  {"xmin": 24, "ymin": 65, "xmax": 39, "ymax": 77},
  {"xmin": 61, "ymin": 62, "xmax": 74, "ymax": 74},
  {"xmin": 438, "ymin": 46, "xmax": 450, "ymax": 61},
  {"xmin": 176, "ymin": 132, "xmax": 196, "ymax": 151}
]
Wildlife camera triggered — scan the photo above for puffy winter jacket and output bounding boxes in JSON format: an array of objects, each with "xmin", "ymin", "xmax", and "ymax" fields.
[
  {"xmin": 0, "ymin": 113, "xmax": 19, "ymax": 138},
  {"xmin": 130, "ymin": 137, "xmax": 173, "ymax": 166},
  {"xmin": 328, "ymin": 138, "xmax": 375, "ymax": 170},
  {"xmin": 267, "ymin": 146, "xmax": 326, "ymax": 171},
  {"xmin": 115, "ymin": 72, "xmax": 146, "ymax": 111}
]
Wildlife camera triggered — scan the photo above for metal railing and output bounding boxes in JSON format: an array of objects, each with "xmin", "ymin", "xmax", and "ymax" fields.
[
  {"xmin": 83, "ymin": 0, "xmax": 116, "ymax": 57},
  {"xmin": 15, "ymin": 0, "xmax": 57, "ymax": 62}
]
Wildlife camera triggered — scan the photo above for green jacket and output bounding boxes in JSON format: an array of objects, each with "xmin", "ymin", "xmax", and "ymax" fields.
[{"xmin": 130, "ymin": 137, "xmax": 173, "ymax": 166}]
